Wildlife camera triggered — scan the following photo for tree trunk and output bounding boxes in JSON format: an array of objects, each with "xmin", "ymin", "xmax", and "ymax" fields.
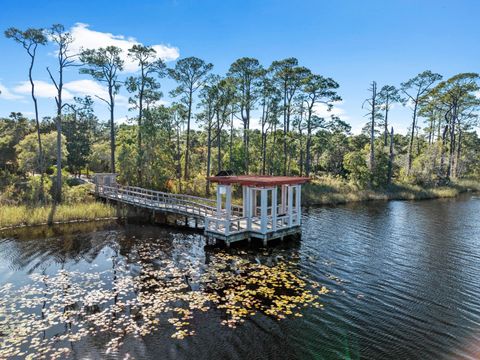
[
  {"xmin": 447, "ymin": 109, "xmax": 457, "ymax": 179},
  {"xmin": 29, "ymin": 49, "xmax": 45, "ymax": 203},
  {"xmin": 54, "ymin": 64, "xmax": 63, "ymax": 204},
  {"xmin": 229, "ymin": 109, "xmax": 234, "ymax": 170},
  {"xmin": 369, "ymin": 82, "xmax": 377, "ymax": 173},
  {"xmin": 283, "ymin": 85, "xmax": 288, "ymax": 176},
  {"xmin": 440, "ymin": 121, "xmax": 449, "ymax": 177},
  {"xmin": 184, "ymin": 88, "xmax": 193, "ymax": 180},
  {"xmin": 305, "ymin": 107, "xmax": 313, "ymax": 176},
  {"xmin": 407, "ymin": 101, "xmax": 418, "ymax": 175},
  {"xmin": 216, "ymin": 112, "xmax": 222, "ymax": 173},
  {"xmin": 383, "ymin": 98, "xmax": 389, "ymax": 147},
  {"xmin": 387, "ymin": 127, "xmax": 394, "ymax": 185},
  {"xmin": 270, "ymin": 121, "xmax": 277, "ymax": 175},
  {"xmin": 206, "ymin": 127, "xmax": 211, "ymax": 196},
  {"xmin": 137, "ymin": 77, "xmax": 144, "ymax": 185},
  {"xmin": 109, "ymin": 87, "xmax": 116, "ymax": 173},
  {"xmin": 455, "ymin": 127, "xmax": 462, "ymax": 178}
]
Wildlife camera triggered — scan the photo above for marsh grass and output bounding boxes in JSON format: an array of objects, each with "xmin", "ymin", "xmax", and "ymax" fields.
[
  {"xmin": 0, "ymin": 202, "xmax": 117, "ymax": 229},
  {"xmin": 302, "ymin": 176, "xmax": 480, "ymax": 205}
]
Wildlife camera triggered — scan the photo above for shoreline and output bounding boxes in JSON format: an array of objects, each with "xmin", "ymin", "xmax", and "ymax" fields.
[
  {"xmin": 0, "ymin": 202, "xmax": 117, "ymax": 232},
  {"xmin": 0, "ymin": 216, "xmax": 119, "ymax": 232},
  {"xmin": 1, "ymin": 179, "xmax": 478, "ymax": 231},
  {"xmin": 302, "ymin": 178, "xmax": 480, "ymax": 206}
]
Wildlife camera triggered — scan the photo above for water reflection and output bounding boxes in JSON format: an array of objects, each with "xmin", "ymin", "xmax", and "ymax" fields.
[
  {"xmin": 0, "ymin": 223, "xmax": 324, "ymax": 359},
  {"xmin": 0, "ymin": 195, "xmax": 479, "ymax": 359}
]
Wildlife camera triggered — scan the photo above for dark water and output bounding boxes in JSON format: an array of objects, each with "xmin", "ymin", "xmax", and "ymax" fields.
[{"xmin": 1, "ymin": 194, "xmax": 480, "ymax": 359}]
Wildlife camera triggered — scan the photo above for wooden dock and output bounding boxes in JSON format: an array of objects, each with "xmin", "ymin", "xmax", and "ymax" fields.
[{"xmin": 94, "ymin": 174, "xmax": 308, "ymax": 246}]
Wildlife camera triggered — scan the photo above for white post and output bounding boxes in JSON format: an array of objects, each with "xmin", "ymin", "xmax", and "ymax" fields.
[
  {"xmin": 216, "ymin": 185, "xmax": 222, "ymax": 216},
  {"xmin": 260, "ymin": 188, "xmax": 268, "ymax": 234},
  {"xmin": 281, "ymin": 185, "xmax": 286, "ymax": 214},
  {"xmin": 287, "ymin": 185, "xmax": 293, "ymax": 227},
  {"xmin": 246, "ymin": 187, "xmax": 252, "ymax": 230},
  {"xmin": 225, "ymin": 185, "xmax": 232, "ymax": 219},
  {"xmin": 251, "ymin": 188, "xmax": 257, "ymax": 217},
  {"xmin": 242, "ymin": 185, "xmax": 247, "ymax": 217},
  {"xmin": 272, "ymin": 187, "xmax": 277, "ymax": 231},
  {"xmin": 296, "ymin": 185, "xmax": 301, "ymax": 225}
]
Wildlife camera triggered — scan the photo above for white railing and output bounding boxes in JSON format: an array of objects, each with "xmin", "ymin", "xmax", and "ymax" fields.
[
  {"xmin": 96, "ymin": 184, "xmax": 219, "ymax": 218},
  {"xmin": 204, "ymin": 216, "xmax": 249, "ymax": 236},
  {"xmin": 96, "ymin": 184, "xmax": 300, "ymax": 237}
]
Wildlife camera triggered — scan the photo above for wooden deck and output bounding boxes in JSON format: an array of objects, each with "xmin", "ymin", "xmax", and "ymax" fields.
[{"xmin": 95, "ymin": 184, "xmax": 301, "ymax": 245}]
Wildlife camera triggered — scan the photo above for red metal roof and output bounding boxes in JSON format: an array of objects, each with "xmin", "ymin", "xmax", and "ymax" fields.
[{"xmin": 207, "ymin": 175, "xmax": 310, "ymax": 186}]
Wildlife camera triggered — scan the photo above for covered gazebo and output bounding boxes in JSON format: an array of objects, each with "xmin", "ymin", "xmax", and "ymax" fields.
[{"xmin": 205, "ymin": 175, "xmax": 309, "ymax": 245}]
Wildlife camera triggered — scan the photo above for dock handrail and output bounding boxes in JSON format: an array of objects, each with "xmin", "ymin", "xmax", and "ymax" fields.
[{"xmin": 96, "ymin": 184, "xmax": 245, "ymax": 219}]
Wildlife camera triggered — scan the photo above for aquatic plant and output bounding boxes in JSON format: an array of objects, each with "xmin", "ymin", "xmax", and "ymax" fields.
[{"xmin": 0, "ymin": 242, "xmax": 328, "ymax": 358}]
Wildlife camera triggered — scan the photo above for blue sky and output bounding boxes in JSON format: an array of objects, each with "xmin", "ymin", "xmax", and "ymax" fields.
[{"xmin": 0, "ymin": 0, "xmax": 479, "ymax": 134}]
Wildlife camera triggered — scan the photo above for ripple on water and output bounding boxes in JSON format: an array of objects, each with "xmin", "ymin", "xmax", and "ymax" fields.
[{"xmin": 0, "ymin": 195, "xmax": 479, "ymax": 359}]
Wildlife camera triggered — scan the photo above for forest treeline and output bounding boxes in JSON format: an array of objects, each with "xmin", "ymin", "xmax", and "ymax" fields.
[{"xmin": 1, "ymin": 25, "xmax": 479, "ymax": 205}]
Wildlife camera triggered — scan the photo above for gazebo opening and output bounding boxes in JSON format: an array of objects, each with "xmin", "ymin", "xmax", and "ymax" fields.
[{"xmin": 205, "ymin": 175, "xmax": 309, "ymax": 245}]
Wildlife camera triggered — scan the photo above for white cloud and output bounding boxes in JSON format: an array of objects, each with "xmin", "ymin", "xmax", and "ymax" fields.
[
  {"xmin": 64, "ymin": 79, "xmax": 109, "ymax": 99},
  {"xmin": 0, "ymin": 83, "xmax": 25, "ymax": 100},
  {"xmin": 13, "ymin": 79, "xmax": 130, "ymax": 107},
  {"xmin": 14, "ymin": 80, "xmax": 74, "ymax": 100},
  {"xmin": 63, "ymin": 79, "xmax": 128, "ymax": 106},
  {"xmin": 313, "ymin": 101, "xmax": 349, "ymax": 121},
  {"xmin": 475, "ymin": 90, "xmax": 480, "ymax": 99},
  {"xmin": 116, "ymin": 116, "xmax": 129, "ymax": 124},
  {"xmin": 69, "ymin": 23, "xmax": 180, "ymax": 72}
]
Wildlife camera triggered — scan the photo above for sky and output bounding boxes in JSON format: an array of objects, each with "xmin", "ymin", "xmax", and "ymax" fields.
[{"xmin": 0, "ymin": 0, "xmax": 479, "ymax": 134}]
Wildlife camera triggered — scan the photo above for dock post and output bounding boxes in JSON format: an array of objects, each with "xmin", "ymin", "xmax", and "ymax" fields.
[
  {"xmin": 262, "ymin": 238, "xmax": 267, "ymax": 247},
  {"xmin": 288, "ymin": 186, "xmax": 293, "ymax": 227},
  {"xmin": 260, "ymin": 189, "xmax": 268, "ymax": 234},
  {"xmin": 296, "ymin": 185, "xmax": 301, "ymax": 225}
]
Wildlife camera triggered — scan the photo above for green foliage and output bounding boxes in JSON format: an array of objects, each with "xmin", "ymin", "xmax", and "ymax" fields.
[
  {"xmin": 88, "ymin": 142, "xmax": 111, "ymax": 173},
  {"xmin": 343, "ymin": 150, "xmax": 370, "ymax": 188},
  {"xmin": 1, "ymin": 46, "xmax": 479, "ymax": 209},
  {"xmin": 343, "ymin": 144, "xmax": 390, "ymax": 188},
  {"xmin": 0, "ymin": 113, "xmax": 33, "ymax": 170},
  {"xmin": 62, "ymin": 184, "xmax": 94, "ymax": 204},
  {"xmin": 16, "ymin": 131, "xmax": 67, "ymax": 174}
]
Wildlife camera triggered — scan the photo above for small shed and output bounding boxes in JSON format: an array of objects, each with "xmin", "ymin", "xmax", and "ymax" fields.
[{"xmin": 205, "ymin": 175, "xmax": 309, "ymax": 245}]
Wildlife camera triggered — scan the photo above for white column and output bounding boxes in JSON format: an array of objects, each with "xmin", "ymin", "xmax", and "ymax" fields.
[
  {"xmin": 246, "ymin": 187, "xmax": 252, "ymax": 230},
  {"xmin": 287, "ymin": 185, "xmax": 293, "ymax": 227},
  {"xmin": 216, "ymin": 185, "xmax": 222, "ymax": 215},
  {"xmin": 225, "ymin": 185, "xmax": 232, "ymax": 219},
  {"xmin": 242, "ymin": 185, "xmax": 247, "ymax": 217},
  {"xmin": 272, "ymin": 187, "xmax": 277, "ymax": 231},
  {"xmin": 251, "ymin": 189, "xmax": 257, "ymax": 217},
  {"xmin": 281, "ymin": 185, "xmax": 287, "ymax": 214},
  {"xmin": 260, "ymin": 188, "xmax": 268, "ymax": 234},
  {"xmin": 296, "ymin": 185, "xmax": 301, "ymax": 225}
]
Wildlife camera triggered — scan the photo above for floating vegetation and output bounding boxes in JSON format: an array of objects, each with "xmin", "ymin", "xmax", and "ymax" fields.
[{"xmin": 0, "ymin": 242, "xmax": 328, "ymax": 358}]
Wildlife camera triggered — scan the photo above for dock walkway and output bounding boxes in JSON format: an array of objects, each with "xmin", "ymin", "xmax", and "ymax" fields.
[{"xmin": 94, "ymin": 174, "xmax": 307, "ymax": 246}]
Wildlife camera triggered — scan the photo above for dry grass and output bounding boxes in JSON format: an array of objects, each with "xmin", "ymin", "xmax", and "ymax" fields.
[
  {"xmin": 302, "ymin": 176, "xmax": 480, "ymax": 205},
  {"xmin": 0, "ymin": 202, "xmax": 117, "ymax": 229}
]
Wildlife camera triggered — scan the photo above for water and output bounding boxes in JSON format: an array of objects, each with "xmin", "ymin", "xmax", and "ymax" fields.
[{"xmin": 0, "ymin": 194, "xmax": 479, "ymax": 359}]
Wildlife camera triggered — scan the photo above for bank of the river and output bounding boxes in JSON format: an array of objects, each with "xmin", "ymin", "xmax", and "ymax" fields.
[
  {"xmin": 0, "ymin": 202, "xmax": 117, "ymax": 230},
  {"xmin": 302, "ymin": 177, "xmax": 480, "ymax": 205}
]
